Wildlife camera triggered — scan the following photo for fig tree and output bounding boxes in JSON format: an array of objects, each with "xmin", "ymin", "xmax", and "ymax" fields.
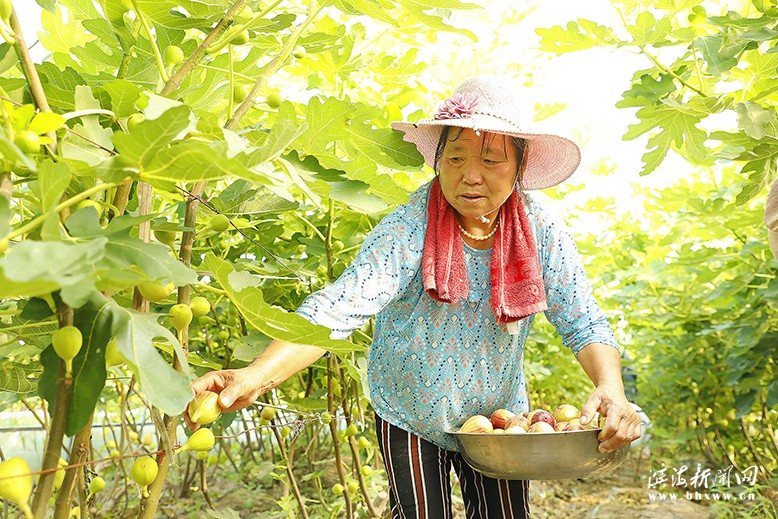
[{"xmin": 52, "ymin": 325, "xmax": 83, "ymax": 379}]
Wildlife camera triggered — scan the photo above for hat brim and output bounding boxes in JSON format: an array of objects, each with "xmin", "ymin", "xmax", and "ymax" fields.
[{"xmin": 391, "ymin": 115, "xmax": 581, "ymax": 190}]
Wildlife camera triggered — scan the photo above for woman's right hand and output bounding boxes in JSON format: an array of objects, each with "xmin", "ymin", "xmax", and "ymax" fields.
[{"xmin": 191, "ymin": 365, "xmax": 266, "ymax": 414}]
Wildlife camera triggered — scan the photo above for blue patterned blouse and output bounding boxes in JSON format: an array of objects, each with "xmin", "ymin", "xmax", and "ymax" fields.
[{"xmin": 296, "ymin": 181, "xmax": 619, "ymax": 451}]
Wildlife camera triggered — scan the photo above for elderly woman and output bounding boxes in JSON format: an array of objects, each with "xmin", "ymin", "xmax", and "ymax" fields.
[{"xmin": 192, "ymin": 76, "xmax": 641, "ymax": 518}]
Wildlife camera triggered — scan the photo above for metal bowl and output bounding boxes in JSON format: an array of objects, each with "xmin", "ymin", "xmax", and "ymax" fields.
[{"xmin": 447, "ymin": 429, "xmax": 629, "ymax": 480}]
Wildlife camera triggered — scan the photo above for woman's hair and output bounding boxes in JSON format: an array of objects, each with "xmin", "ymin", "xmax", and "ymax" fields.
[{"xmin": 433, "ymin": 126, "xmax": 528, "ymax": 188}]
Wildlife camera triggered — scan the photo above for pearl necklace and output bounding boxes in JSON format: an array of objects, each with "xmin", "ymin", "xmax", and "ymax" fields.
[{"xmin": 459, "ymin": 221, "xmax": 499, "ymax": 241}]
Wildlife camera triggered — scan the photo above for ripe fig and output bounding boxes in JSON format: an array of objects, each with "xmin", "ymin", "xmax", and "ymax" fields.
[
  {"xmin": 489, "ymin": 409, "xmax": 515, "ymax": 429},
  {"xmin": 529, "ymin": 409, "xmax": 555, "ymax": 428},
  {"xmin": 138, "ymin": 281, "xmax": 175, "ymax": 302},
  {"xmin": 175, "ymin": 428, "xmax": 215, "ymax": 454},
  {"xmin": 169, "ymin": 303, "xmax": 193, "ymax": 331},
  {"xmin": 553, "ymin": 404, "xmax": 581, "ymax": 423},
  {"xmin": 0, "ymin": 457, "xmax": 33, "ymax": 519},
  {"xmin": 52, "ymin": 326, "xmax": 83, "ymax": 379},
  {"xmin": 188, "ymin": 391, "xmax": 222, "ymax": 425},
  {"xmin": 503, "ymin": 414, "xmax": 530, "ymax": 432},
  {"xmin": 130, "ymin": 457, "xmax": 158, "ymax": 497},
  {"xmin": 458, "ymin": 415, "xmax": 493, "ymax": 433},
  {"xmin": 528, "ymin": 422, "xmax": 555, "ymax": 433}
]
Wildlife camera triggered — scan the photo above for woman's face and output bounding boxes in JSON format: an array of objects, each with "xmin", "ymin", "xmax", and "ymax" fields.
[{"xmin": 437, "ymin": 129, "xmax": 519, "ymax": 223}]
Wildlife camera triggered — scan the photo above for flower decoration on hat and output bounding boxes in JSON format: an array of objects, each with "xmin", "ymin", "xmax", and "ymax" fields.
[{"xmin": 434, "ymin": 92, "xmax": 479, "ymax": 120}]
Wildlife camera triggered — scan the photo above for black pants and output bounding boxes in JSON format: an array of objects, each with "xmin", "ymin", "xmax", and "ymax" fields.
[{"xmin": 375, "ymin": 414, "xmax": 530, "ymax": 518}]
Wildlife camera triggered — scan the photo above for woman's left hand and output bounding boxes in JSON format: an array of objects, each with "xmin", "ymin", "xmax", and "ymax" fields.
[{"xmin": 579, "ymin": 384, "xmax": 641, "ymax": 453}]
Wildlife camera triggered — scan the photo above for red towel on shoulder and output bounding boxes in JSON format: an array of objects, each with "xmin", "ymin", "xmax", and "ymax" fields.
[{"xmin": 422, "ymin": 178, "xmax": 547, "ymax": 325}]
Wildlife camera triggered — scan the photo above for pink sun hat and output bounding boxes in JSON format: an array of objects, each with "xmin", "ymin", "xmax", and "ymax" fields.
[{"xmin": 391, "ymin": 75, "xmax": 582, "ymax": 190}]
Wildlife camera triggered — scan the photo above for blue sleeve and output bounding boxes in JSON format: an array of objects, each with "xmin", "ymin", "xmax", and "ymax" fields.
[
  {"xmin": 295, "ymin": 191, "xmax": 427, "ymax": 340},
  {"xmin": 536, "ymin": 211, "xmax": 620, "ymax": 357}
]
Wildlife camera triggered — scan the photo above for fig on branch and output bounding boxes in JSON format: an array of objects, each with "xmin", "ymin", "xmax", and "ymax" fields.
[
  {"xmin": 208, "ymin": 214, "xmax": 230, "ymax": 233},
  {"xmin": 188, "ymin": 390, "xmax": 222, "ymax": 425},
  {"xmin": 175, "ymin": 427, "xmax": 215, "ymax": 453},
  {"xmin": 169, "ymin": 303, "xmax": 193, "ymax": 331},
  {"xmin": 138, "ymin": 281, "xmax": 175, "ymax": 302},
  {"xmin": 189, "ymin": 296, "xmax": 210, "ymax": 318},
  {"xmin": 52, "ymin": 325, "xmax": 83, "ymax": 379},
  {"xmin": 126, "ymin": 113, "xmax": 144, "ymax": 131},
  {"xmin": 153, "ymin": 229, "xmax": 176, "ymax": 246},
  {"xmin": 163, "ymin": 45, "xmax": 183, "ymax": 67},
  {"xmin": 361, "ymin": 465, "xmax": 373, "ymax": 476},
  {"xmin": 292, "ymin": 46, "xmax": 306, "ymax": 59},
  {"xmin": 52, "ymin": 458, "xmax": 67, "ymax": 491},
  {"xmin": 331, "ymin": 483, "xmax": 344, "ymax": 496},
  {"xmin": 344, "ymin": 423, "xmax": 359, "ymax": 437},
  {"xmin": 76, "ymin": 200, "xmax": 102, "ymax": 214},
  {"xmin": 260, "ymin": 406, "xmax": 276, "ymax": 422},
  {"xmin": 13, "ymin": 131, "xmax": 40, "ymax": 154},
  {"xmin": 87, "ymin": 476, "xmax": 105, "ymax": 499},
  {"xmin": 130, "ymin": 457, "xmax": 158, "ymax": 497},
  {"xmin": 0, "ymin": 0, "xmax": 12, "ymax": 24},
  {"xmin": 266, "ymin": 91, "xmax": 282, "ymax": 109},
  {"xmin": 233, "ymin": 84, "xmax": 251, "ymax": 103},
  {"xmin": 0, "ymin": 457, "xmax": 33, "ymax": 519},
  {"xmin": 230, "ymin": 30, "xmax": 250, "ymax": 45}
]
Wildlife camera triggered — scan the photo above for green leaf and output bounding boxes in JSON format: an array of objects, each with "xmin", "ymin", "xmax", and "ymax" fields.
[
  {"xmin": 734, "ymin": 143, "xmax": 778, "ymax": 204},
  {"xmin": 693, "ymin": 36, "xmax": 744, "ymax": 75},
  {"xmin": 39, "ymin": 293, "xmax": 116, "ymax": 435},
  {"xmin": 113, "ymin": 104, "xmax": 195, "ymax": 167},
  {"xmin": 0, "ymin": 239, "xmax": 106, "ymax": 308},
  {"xmin": 626, "ymin": 12, "xmax": 672, "ymax": 46},
  {"xmin": 0, "ymin": 194, "xmax": 10, "ymax": 240},
  {"xmin": 66, "ymin": 212, "xmax": 198, "ymax": 290},
  {"xmin": 398, "ymin": 0, "xmax": 480, "ymax": 41},
  {"xmin": 28, "ymin": 112, "xmax": 66, "ymax": 135},
  {"xmin": 623, "ymin": 103, "xmax": 709, "ymax": 175},
  {"xmin": 617, "ymin": 74, "xmax": 676, "ymax": 108},
  {"xmin": 241, "ymin": 116, "xmax": 308, "ymax": 167},
  {"xmin": 203, "ymin": 254, "xmax": 363, "ymax": 354},
  {"xmin": 113, "ymin": 306, "xmax": 192, "ymax": 416},
  {"xmin": 0, "ymin": 363, "xmax": 37, "ymax": 393},
  {"xmin": 39, "ymin": 5, "xmax": 96, "ymax": 54},
  {"xmin": 140, "ymin": 141, "xmax": 270, "ymax": 188},
  {"xmin": 102, "ymin": 79, "xmax": 142, "ymax": 118},
  {"xmin": 209, "ymin": 180, "xmax": 298, "ymax": 216},
  {"xmin": 0, "ymin": 134, "xmax": 37, "ymax": 171},
  {"xmin": 536, "ymin": 19, "xmax": 616, "ymax": 54},
  {"xmin": 332, "ymin": 0, "xmax": 399, "ymax": 27},
  {"xmin": 61, "ymin": 86, "xmax": 115, "ymax": 166},
  {"xmin": 38, "ymin": 160, "xmax": 72, "ymax": 241},
  {"xmin": 736, "ymin": 101, "xmax": 778, "ymax": 140}
]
